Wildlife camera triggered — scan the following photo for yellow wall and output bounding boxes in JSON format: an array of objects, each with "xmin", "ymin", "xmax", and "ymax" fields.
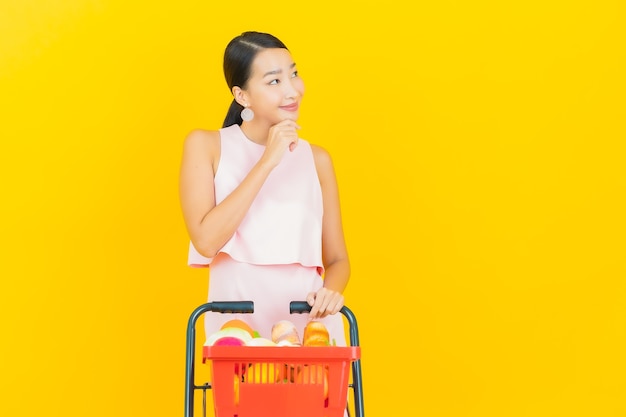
[{"xmin": 1, "ymin": 1, "xmax": 624, "ymax": 416}]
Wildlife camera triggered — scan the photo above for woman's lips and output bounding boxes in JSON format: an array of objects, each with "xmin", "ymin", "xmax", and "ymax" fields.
[{"xmin": 280, "ymin": 103, "xmax": 299, "ymax": 112}]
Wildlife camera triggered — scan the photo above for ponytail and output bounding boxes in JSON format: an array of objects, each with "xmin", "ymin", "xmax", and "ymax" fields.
[{"xmin": 223, "ymin": 99, "xmax": 244, "ymax": 128}]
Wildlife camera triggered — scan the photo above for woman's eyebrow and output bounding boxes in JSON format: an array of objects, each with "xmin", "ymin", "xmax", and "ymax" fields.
[{"xmin": 263, "ymin": 63, "xmax": 296, "ymax": 78}]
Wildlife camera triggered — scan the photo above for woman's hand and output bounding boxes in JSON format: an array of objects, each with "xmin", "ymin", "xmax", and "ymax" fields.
[
  {"xmin": 306, "ymin": 287, "xmax": 344, "ymax": 319},
  {"xmin": 260, "ymin": 120, "xmax": 300, "ymax": 168}
]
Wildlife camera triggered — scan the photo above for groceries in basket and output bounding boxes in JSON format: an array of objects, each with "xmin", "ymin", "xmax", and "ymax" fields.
[
  {"xmin": 302, "ymin": 320, "xmax": 331, "ymax": 346},
  {"xmin": 271, "ymin": 320, "xmax": 302, "ymax": 346},
  {"xmin": 204, "ymin": 319, "xmax": 335, "ymax": 347},
  {"xmin": 193, "ymin": 303, "xmax": 363, "ymax": 417}
]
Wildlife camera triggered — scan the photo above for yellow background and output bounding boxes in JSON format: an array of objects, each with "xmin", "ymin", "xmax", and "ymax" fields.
[{"xmin": 1, "ymin": 1, "xmax": 624, "ymax": 416}]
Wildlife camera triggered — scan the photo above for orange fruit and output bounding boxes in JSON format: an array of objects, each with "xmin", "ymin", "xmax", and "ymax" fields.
[
  {"xmin": 296, "ymin": 365, "xmax": 329, "ymax": 399},
  {"xmin": 220, "ymin": 319, "xmax": 255, "ymax": 338},
  {"xmin": 276, "ymin": 364, "xmax": 297, "ymax": 383}
]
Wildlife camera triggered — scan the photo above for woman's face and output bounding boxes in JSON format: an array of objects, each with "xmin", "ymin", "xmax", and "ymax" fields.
[{"xmin": 243, "ymin": 48, "xmax": 305, "ymax": 124}]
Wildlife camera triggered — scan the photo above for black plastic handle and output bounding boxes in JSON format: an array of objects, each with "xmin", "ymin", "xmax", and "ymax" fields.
[
  {"xmin": 289, "ymin": 301, "xmax": 311, "ymax": 314},
  {"xmin": 205, "ymin": 301, "xmax": 254, "ymax": 314},
  {"xmin": 184, "ymin": 300, "xmax": 253, "ymax": 417}
]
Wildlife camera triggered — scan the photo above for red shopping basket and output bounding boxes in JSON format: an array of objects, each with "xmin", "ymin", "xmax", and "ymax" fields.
[
  {"xmin": 205, "ymin": 345, "xmax": 359, "ymax": 417},
  {"xmin": 184, "ymin": 301, "xmax": 365, "ymax": 417}
]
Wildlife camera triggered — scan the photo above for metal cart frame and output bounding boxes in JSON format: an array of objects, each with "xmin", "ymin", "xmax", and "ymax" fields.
[{"xmin": 184, "ymin": 301, "xmax": 365, "ymax": 417}]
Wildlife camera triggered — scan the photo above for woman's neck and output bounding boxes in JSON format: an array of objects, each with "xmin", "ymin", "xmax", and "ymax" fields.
[{"xmin": 240, "ymin": 122, "xmax": 269, "ymax": 146}]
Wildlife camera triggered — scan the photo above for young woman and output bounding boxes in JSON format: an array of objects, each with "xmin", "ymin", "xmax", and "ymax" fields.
[{"xmin": 179, "ymin": 31, "xmax": 350, "ymax": 345}]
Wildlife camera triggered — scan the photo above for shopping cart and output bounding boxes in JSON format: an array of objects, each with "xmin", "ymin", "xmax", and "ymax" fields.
[{"xmin": 184, "ymin": 301, "xmax": 365, "ymax": 417}]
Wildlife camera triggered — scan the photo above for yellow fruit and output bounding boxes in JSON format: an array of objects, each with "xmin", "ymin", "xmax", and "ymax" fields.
[
  {"xmin": 245, "ymin": 362, "xmax": 279, "ymax": 384},
  {"xmin": 233, "ymin": 374, "xmax": 240, "ymax": 406}
]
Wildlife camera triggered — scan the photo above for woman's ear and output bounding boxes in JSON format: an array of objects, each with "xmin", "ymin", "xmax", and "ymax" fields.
[{"xmin": 232, "ymin": 86, "xmax": 248, "ymax": 107}]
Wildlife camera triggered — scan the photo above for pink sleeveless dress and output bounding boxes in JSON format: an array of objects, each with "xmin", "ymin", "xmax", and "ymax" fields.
[{"xmin": 188, "ymin": 124, "xmax": 347, "ymax": 346}]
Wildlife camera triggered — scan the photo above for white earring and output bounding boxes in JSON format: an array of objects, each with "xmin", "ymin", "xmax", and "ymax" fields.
[{"xmin": 241, "ymin": 105, "xmax": 254, "ymax": 122}]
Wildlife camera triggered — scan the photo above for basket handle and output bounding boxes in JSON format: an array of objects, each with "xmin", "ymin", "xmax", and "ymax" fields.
[
  {"xmin": 184, "ymin": 300, "xmax": 253, "ymax": 417},
  {"xmin": 288, "ymin": 301, "xmax": 312, "ymax": 314},
  {"xmin": 204, "ymin": 301, "xmax": 254, "ymax": 314}
]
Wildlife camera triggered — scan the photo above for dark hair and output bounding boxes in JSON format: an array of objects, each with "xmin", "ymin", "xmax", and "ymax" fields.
[{"xmin": 222, "ymin": 31, "xmax": 289, "ymax": 127}]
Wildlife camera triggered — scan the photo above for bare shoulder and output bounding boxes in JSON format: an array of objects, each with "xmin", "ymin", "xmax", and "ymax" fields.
[
  {"xmin": 309, "ymin": 143, "xmax": 337, "ymax": 185},
  {"xmin": 310, "ymin": 143, "xmax": 334, "ymax": 170},
  {"xmin": 183, "ymin": 128, "xmax": 220, "ymax": 151}
]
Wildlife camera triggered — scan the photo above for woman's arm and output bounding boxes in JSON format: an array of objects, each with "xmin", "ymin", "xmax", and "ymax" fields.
[
  {"xmin": 307, "ymin": 144, "xmax": 351, "ymax": 318},
  {"xmin": 178, "ymin": 129, "xmax": 274, "ymax": 258},
  {"xmin": 179, "ymin": 121, "xmax": 300, "ymax": 258}
]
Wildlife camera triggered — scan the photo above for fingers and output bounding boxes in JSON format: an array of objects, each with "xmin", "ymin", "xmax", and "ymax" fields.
[
  {"xmin": 263, "ymin": 121, "xmax": 300, "ymax": 167},
  {"xmin": 307, "ymin": 288, "xmax": 344, "ymax": 320},
  {"xmin": 306, "ymin": 291, "xmax": 316, "ymax": 306},
  {"xmin": 271, "ymin": 120, "xmax": 300, "ymax": 152},
  {"xmin": 287, "ymin": 120, "xmax": 300, "ymax": 151}
]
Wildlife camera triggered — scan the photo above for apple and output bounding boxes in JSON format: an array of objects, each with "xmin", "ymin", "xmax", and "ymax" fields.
[{"xmin": 213, "ymin": 336, "xmax": 246, "ymax": 346}]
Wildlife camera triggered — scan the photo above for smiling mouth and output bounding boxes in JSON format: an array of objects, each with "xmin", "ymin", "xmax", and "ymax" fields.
[{"xmin": 280, "ymin": 103, "xmax": 299, "ymax": 112}]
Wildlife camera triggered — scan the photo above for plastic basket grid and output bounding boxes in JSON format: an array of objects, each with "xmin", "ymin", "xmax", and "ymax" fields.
[{"xmin": 203, "ymin": 345, "xmax": 360, "ymax": 417}]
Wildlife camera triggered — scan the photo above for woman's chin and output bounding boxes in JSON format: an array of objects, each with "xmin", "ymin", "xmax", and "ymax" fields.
[{"xmin": 279, "ymin": 110, "xmax": 300, "ymax": 121}]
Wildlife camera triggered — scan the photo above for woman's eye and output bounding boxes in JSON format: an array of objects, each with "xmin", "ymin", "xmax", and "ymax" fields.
[
  {"xmin": 291, "ymin": 70, "xmax": 299, "ymax": 78},
  {"xmin": 269, "ymin": 79, "xmax": 279, "ymax": 85}
]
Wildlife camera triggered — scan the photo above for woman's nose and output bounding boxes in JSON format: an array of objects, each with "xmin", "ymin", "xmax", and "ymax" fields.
[{"xmin": 284, "ymin": 79, "xmax": 299, "ymax": 99}]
